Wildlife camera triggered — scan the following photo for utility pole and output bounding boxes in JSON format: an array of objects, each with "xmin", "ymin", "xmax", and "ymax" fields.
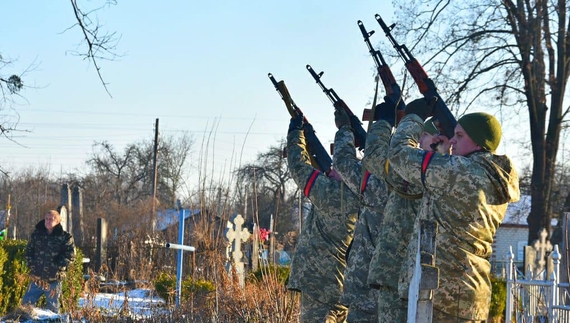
[
  {"xmin": 2, "ymin": 194, "xmax": 11, "ymax": 240},
  {"xmin": 151, "ymin": 118, "xmax": 159, "ymax": 232}
]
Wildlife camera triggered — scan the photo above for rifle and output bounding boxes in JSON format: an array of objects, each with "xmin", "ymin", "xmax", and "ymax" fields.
[
  {"xmin": 306, "ymin": 64, "xmax": 367, "ymax": 151},
  {"xmin": 375, "ymin": 14, "xmax": 457, "ymax": 139},
  {"xmin": 357, "ymin": 20, "xmax": 406, "ymax": 123},
  {"xmin": 268, "ymin": 73, "xmax": 332, "ymax": 173}
]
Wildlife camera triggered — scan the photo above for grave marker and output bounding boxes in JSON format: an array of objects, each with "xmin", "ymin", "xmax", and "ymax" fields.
[{"xmin": 224, "ymin": 213, "xmax": 251, "ymax": 288}]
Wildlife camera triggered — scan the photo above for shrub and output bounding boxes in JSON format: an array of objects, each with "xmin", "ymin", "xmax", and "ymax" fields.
[
  {"xmin": 0, "ymin": 239, "xmax": 84, "ymax": 315},
  {"xmin": 248, "ymin": 264, "xmax": 290, "ymax": 284},
  {"xmin": 489, "ymin": 275, "xmax": 507, "ymax": 322},
  {"xmin": 61, "ymin": 248, "xmax": 85, "ymax": 312},
  {"xmin": 153, "ymin": 271, "xmax": 216, "ymax": 306},
  {"xmin": 153, "ymin": 272, "xmax": 177, "ymax": 305},
  {"xmin": 182, "ymin": 278, "xmax": 215, "ymax": 297}
]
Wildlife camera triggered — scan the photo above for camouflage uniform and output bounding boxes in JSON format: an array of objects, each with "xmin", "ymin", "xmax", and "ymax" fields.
[
  {"xmin": 332, "ymin": 125, "xmax": 390, "ymax": 323},
  {"xmin": 388, "ymin": 114, "xmax": 520, "ymax": 321},
  {"xmin": 23, "ymin": 219, "xmax": 76, "ymax": 312},
  {"xmin": 286, "ymin": 128, "xmax": 359, "ymax": 323},
  {"xmin": 361, "ymin": 119, "xmax": 422, "ymax": 323}
]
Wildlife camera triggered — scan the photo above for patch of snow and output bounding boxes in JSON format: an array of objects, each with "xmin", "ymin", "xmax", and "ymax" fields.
[{"xmin": 1, "ymin": 289, "xmax": 166, "ymax": 323}]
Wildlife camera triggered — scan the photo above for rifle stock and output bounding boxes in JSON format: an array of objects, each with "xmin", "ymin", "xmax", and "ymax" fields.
[
  {"xmin": 375, "ymin": 14, "xmax": 457, "ymax": 139},
  {"xmin": 306, "ymin": 64, "xmax": 367, "ymax": 150},
  {"xmin": 268, "ymin": 73, "xmax": 332, "ymax": 173}
]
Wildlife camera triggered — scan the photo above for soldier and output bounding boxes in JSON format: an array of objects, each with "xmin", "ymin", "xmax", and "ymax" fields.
[
  {"xmin": 331, "ymin": 106, "xmax": 391, "ymax": 322},
  {"xmin": 22, "ymin": 209, "xmax": 76, "ymax": 313},
  {"xmin": 363, "ymin": 105, "xmax": 448, "ymax": 322},
  {"xmin": 286, "ymin": 113, "xmax": 360, "ymax": 323},
  {"xmin": 388, "ymin": 99, "xmax": 520, "ymax": 322}
]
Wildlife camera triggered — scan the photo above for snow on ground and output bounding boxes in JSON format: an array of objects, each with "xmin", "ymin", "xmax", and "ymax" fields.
[
  {"xmin": 79, "ymin": 288, "xmax": 167, "ymax": 318},
  {"xmin": 1, "ymin": 289, "xmax": 166, "ymax": 323}
]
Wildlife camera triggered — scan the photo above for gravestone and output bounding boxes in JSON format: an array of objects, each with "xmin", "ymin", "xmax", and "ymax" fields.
[
  {"xmin": 251, "ymin": 223, "xmax": 259, "ymax": 272},
  {"xmin": 96, "ymin": 218, "xmax": 108, "ymax": 273},
  {"xmin": 524, "ymin": 228, "xmax": 553, "ymax": 279},
  {"xmin": 60, "ymin": 184, "xmax": 72, "ymax": 233},
  {"xmin": 224, "ymin": 213, "xmax": 251, "ymax": 288},
  {"xmin": 72, "ymin": 186, "xmax": 85, "ymax": 247}
]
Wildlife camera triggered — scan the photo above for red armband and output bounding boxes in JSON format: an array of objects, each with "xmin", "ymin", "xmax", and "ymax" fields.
[
  {"xmin": 304, "ymin": 170, "xmax": 321, "ymax": 197},
  {"xmin": 421, "ymin": 151, "xmax": 435, "ymax": 188}
]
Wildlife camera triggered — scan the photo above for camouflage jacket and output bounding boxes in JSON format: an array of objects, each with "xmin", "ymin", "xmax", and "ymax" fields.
[
  {"xmin": 332, "ymin": 125, "xmax": 389, "ymax": 308},
  {"xmin": 25, "ymin": 220, "xmax": 76, "ymax": 282},
  {"xmin": 388, "ymin": 114, "xmax": 520, "ymax": 320},
  {"xmin": 286, "ymin": 129, "xmax": 359, "ymax": 306},
  {"xmin": 361, "ymin": 120, "xmax": 422, "ymax": 291}
]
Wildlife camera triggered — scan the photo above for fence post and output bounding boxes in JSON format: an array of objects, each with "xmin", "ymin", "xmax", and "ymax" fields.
[
  {"xmin": 407, "ymin": 220, "xmax": 438, "ymax": 323},
  {"xmin": 552, "ymin": 245, "xmax": 561, "ymax": 308},
  {"xmin": 506, "ymin": 246, "xmax": 514, "ymax": 323}
]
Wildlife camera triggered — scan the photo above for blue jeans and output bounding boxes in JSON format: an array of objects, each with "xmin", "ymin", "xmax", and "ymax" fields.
[{"xmin": 21, "ymin": 280, "xmax": 61, "ymax": 313}]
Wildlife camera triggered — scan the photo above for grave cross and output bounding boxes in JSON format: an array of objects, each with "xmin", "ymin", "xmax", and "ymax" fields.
[
  {"xmin": 224, "ymin": 213, "xmax": 251, "ymax": 287},
  {"xmin": 532, "ymin": 228, "xmax": 553, "ymax": 274}
]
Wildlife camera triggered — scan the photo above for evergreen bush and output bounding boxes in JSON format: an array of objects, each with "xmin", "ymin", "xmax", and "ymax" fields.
[
  {"xmin": 0, "ymin": 239, "xmax": 84, "ymax": 315},
  {"xmin": 153, "ymin": 272, "xmax": 176, "ymax": 305},
  {"xmin": 153, "ymin": 271, "xmax": 216, "ymax": 306},
  {"xmin": 248, "ymin": 264, "xmax": 290, "ymax": 284},
  {"xmin": 489, "ymin": 275, "xmax": 507, "ymax": 322}
]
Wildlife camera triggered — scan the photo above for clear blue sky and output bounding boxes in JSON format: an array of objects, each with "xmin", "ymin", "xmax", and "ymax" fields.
[
  {"xmin": 1, "ymin": 1, "xmax": 529, "ymax": 187},
  {"xmin": 1, "ymin": 1, "xmax": 396, "ymax": 184}
]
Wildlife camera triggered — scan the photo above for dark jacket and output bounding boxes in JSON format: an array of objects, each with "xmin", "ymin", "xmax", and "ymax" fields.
[{"xmin": 25, "ymin": 220, "xmax": 76, "ymax": 282}]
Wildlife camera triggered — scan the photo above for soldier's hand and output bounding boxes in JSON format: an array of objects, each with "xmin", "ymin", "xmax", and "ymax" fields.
[
  {"xmin": 288, "ymin": 113, "xmax": 304, "ymax": 134},
  {"xmin": 334, "ymin": 107, "xmax": 351, "ymax": 129},
  {"xmin": 405, "ymin": 97, "xmax": 437, "ymax": 121},
  {"xmin": 373, "ymin": 102, "xmax": 396, "ymax": 127}
]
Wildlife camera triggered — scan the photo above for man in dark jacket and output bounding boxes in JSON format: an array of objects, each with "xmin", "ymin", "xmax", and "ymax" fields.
[{"xmin": 22, "ymin": 209, "xmax": 76, "ymax": 313}]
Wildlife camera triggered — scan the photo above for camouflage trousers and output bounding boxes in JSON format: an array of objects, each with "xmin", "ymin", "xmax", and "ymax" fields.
[
  {"xmin": 432, "ymin": 308, "xmax": 487, "ymax": 323},
  {"xmin": 343, "ymin": 289, "xmax": 378, "ymax": 323},
  {"xmin": 377, "ymin": 286, "xmax": 407, "ymax": 323},
  {"xmin": 300, "ymin": 293, "xmax": 348, "ymax": 323},
  {"xmin": 346, "ymin": 306, "xmax": 377, "ymax": 323}
]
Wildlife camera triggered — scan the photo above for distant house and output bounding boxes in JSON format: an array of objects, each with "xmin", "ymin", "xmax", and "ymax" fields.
[
  {"xmin": 155, "ymin": 208, "xmax": 228, "ymax": 244},
  {"xmin": 155, "ymin": 208, "xmax": 201, "ymax": 232},
  {"xmin": 491, "ymin": 195, "xmax": 531, "ymax": 273}
]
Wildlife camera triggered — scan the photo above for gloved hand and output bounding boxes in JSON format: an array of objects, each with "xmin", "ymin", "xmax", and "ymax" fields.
[
  {"xmin": 404, "ymin": 97, "xmax": 437, "ymax": 121},
  {"xmin": 334, "ymin": 107, "xmax": 351, "ymax": 129},
  {"xmin": 373, "ymin": 102, "xmax": 395, "ymax": 127},
  {"xmin": 288, "ymin": 113, "xmax": 304, "ymax": 134}
]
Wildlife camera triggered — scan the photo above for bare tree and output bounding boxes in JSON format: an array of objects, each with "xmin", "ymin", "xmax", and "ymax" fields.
[
  {"xmin": 68, "ymin": 0, "xmax": 120, "ymax": 96},
  {"xmin": 235, "ymin": 140, "xmax": 298, "ymax": 234},
  {"xmin": 0, "ymin": 1, "xmax": 119, "ymax": 175},
  {"xmin": 0, "ymin": 167, "xmax": 60, "ymax": 240},
  {"xmin": 388, "ymin": 0, "xmax": 570, "ymax": 243},
  {"xmin": 87, "ymin": 141, "xmax": 144, "ymax": 205},
  {"xmin": 157, "ymin": 133, "xmax": 195, "ymax": 207},
  {"xmin": 86, "ymin": 133, "xmax": 194, "ymax": 207}
]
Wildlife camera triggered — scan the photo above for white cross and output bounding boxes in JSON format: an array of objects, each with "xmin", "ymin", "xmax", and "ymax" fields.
[
  {"xmin": 225, "ymin": 214, "xmax": 251, "ymax": 264},
  {"xmin": 532, "ymin": 228, "xmax": 553, "ymax": 272}
]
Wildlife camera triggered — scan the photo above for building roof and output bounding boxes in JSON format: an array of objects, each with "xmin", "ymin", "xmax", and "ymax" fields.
[
  {"xmin": 502, "ymin": 195, "xmax": 531, "ymax": 226},
  {"xmin": 155, "ymin": 208, "xmax": 200, "ymax": 231}
]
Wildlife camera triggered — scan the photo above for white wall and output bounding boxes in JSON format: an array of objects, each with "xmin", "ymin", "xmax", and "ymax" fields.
[{"xmin": 492, "ymin": 226, "xmax": 528, "ymax": 273}]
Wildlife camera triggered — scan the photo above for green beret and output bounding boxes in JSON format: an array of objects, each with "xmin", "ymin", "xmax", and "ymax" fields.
[
  {"xmin": 458, "ymin": 112, "xmax": 502, "ymax": 152},
  {"xmin": 423, "ymin": 119, "xmax": 439, "ymax": 135}
]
